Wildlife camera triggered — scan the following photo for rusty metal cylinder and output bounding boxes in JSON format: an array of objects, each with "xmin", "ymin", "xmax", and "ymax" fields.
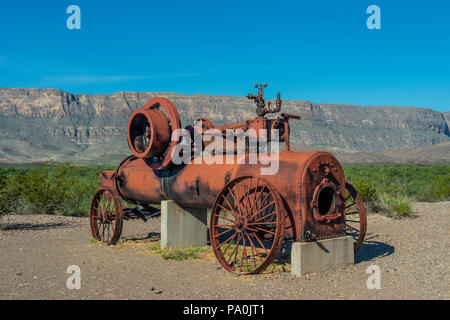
[
  {"xmin": 115, "ymin": 150, "xmax": 347, "ymax": 241},
  {"xmin": 127, "ymin": 108, "xmax": 171, "ymax": 158},
  {"xmin": 117, "ymin": 151, "xmax": 343, "ymax": 206},
  {"xmin": 116, "ymin": 156, "xmax": 238, "ymax": 208}
]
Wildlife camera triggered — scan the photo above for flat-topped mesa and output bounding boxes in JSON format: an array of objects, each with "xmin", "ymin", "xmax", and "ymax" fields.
[{"xmin": 0, "ymin": 88, "xmax": 448, "ymax": 163}]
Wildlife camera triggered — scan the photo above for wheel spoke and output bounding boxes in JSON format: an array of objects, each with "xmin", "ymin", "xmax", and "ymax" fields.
[
  {"xmin": 345, "ymin": 232, "xmax": 358, "ymax": 240},
  {"xmin": 252, "ymin": 232, "xmax": 269, "ymax": 255},
  {"xmin": 243, "ymin": 239, "xmax": 250, "ymax": 272},
  {"xmin": 221, "ymin": 234, "xmax": 238, "ymax": 261},
  {"xmin": 222, "ymin": 195, "xmax": 237, "ymax": 217},
  {"xmin": 231, "ymin": 234, "xmax": 242, "ymax": 271},
  {"xmin": 100, "ymin": 222, "xmax": 106, "ymax": 241},
  {"xmin": 345, "ymin": 224, "xmax": 359, "ymax": 232},
  {"xmin": 227, "ymin": 233, "xmax": 241, "ymax": 266},
  {"xmin": 211, "ymin": 176, "xmax": 284, "ymax": 274},
  {"xmin": 248, "ymin": 180, "xmax": 265, "ymax": 213},
  {"xmin": 239, "ymin": 237, "xmax": 247, "ymax": 272},
  {"xmin": 248, "ymin": 221, "xmax": 277, "ymax": 226},
  {"xmin": 235, "ymin": 180, "xmax": 248, "ymax": 216},
  {"xmin": 247, "ymin": 226, "xmax": 276, "ymax": 235},
  {"xmin": 217, "ymin": 202, "xmax": 238, "ymax": 218},
  {"xmin": 243, "ymin": 178, "xmax": 253, "ymax": 217},
  {"xmin": 214, "ymin": 213, "xmax": 235, "ymax": 223},
  {"xmin": 249, "ymin": 211, "xmax": 277, "ymax": 224},
  {"xmin": 254, "ymin": 191, "xmax": 272, "ymax": 216},
  {"xmin": 227, "ymin": 187, "xmax": 242, "ymax": 215},
  {"xmin": 214, "ymin": 227, "xmax": 235, "ymax": 238},
  {"xmin": 246, "ymin": 233, "xmax": 259, "ymax": 267},
  {"xmin": 219, "ymin": 231, "xmax": 237, "ymax": 249},
  {"xmin": 248, "ymin": 201, "xmax": 275, "ymax": 221},
  {"xmin": 345, "ymin": 202, "xmax": 356, "ymax": 209}
]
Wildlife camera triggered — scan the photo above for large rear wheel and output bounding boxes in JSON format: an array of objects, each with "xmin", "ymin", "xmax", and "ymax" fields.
[
  {"xmin": 344, "ymin": 182, "xmax": 367, "ymax": 253},
  {"xmin": 210, "ymin": 176, "xmax": 285, "ymax": 274}
]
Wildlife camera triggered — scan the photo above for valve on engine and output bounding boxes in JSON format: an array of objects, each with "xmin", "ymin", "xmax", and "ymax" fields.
[{"xmin": 247, "ymin": 83, "xmax": 282, "ymax": 118}]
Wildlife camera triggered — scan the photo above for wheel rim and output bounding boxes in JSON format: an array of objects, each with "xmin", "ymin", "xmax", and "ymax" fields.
[
  {"xmin": 210, "ymin": 176, "xmax": 285, "ymax": 274},
  {"xmin": 90, "ymin": 189, "xmax": 123, "ymax": 245},
  {"xmin": 344, "ymin": 182, "xmax": 367, "ymax": 253}
]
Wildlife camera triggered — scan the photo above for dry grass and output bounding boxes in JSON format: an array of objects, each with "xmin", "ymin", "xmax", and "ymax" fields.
[{"xmin": 89, "ymin": 237, "xmax": 291, "ymax": 274}]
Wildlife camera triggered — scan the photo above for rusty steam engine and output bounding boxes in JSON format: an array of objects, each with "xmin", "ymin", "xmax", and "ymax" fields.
[{"xmin": 90, "ymin": 84, "xmax": 367, "ymax": 274}]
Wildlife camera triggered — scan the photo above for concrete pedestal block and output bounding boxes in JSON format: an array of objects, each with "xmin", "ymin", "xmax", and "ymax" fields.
[
  {"xmin": 291, "ymin": 236, "xmax": 354, "ymax": 277},
  {"xmin": 161, "ymin": 200, "xmax": 207, "ymax": 249}
]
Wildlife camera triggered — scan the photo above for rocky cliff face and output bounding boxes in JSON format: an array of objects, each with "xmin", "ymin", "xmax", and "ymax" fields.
[
  {"xmin": 444, "ymin": 112, "xmax": 450, "ymax": 130},
  {"xmin": 0, "ymin": 88, "xmax": 448, "ymax": 164}
]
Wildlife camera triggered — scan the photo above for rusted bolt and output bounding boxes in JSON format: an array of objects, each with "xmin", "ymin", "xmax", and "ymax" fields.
[{"xmin": 305, "ymin": 230, "xmax": 316, "ymax": 241}]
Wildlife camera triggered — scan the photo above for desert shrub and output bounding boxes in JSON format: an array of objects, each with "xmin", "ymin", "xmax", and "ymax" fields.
[
  {"xmin": 0, "ymin": 163, "xmax": 116, "ymax": 217},
  {"xmin": 1, "ymin": 163, "xmax": 117, "ymax": 216},
  {"xmin": 0, "ymin": 173, "xmax": 23, "ymax": 217},
  {"xmin": 344, "ymin": 164, "xmax": 450, "ymax": 202},
  {"xmin": 348, "ymin": 178, "xmax": 381, "ymax": 212},
  {"xmin": 377, "ymin": 192, "xmax": 414, "ymax": 218},
  {"xmin": 342, "ymin": 164, "xmax": 450, "ymax": 218},
  {"xmin": 16, "ymin": 161, "xmax": 81, "ymax": 214}
]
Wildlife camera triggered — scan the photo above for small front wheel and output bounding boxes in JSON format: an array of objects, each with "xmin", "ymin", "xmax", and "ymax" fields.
[{"xmin": 90, "ymin": 188, "xmax": 123, "ymax": 245}]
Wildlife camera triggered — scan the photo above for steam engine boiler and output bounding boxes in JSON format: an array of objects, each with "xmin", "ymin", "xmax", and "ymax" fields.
[{"xmin": 90, "ymin": 84, "xmax": 366, "ymax": 274}]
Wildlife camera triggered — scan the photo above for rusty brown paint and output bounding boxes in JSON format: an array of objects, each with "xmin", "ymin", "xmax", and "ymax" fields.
[
  {"xmin": 90, "ymin": 84, "xmax": 367, "ymax": 274},
  {"xmin": 126, "ymin": 97, "xmax": 181, "ymax": 170}
]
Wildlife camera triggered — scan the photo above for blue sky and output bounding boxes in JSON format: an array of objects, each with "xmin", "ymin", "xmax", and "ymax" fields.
[{"xmin": 0, "ymin": 0, "xmax": 449, "ymax": 111}]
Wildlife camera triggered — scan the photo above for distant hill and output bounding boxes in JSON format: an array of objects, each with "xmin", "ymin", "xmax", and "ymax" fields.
[
  {"xmin": 0, "ymin": 88, "xmax": 449, "ymax": 165},
  {"xmin": 329, "ymin": 141, "xmax": 450, "ymax": 165}
]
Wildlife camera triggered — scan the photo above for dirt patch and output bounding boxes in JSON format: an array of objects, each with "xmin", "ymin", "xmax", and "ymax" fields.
[{"xmin": 0, "ymin": 202, "xmax": 448, "ymax": 299}]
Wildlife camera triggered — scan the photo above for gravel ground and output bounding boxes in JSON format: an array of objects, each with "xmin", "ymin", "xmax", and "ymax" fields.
[{"xmin": 0, "ymin": 202, "xmax": 448, "ymax": 300}]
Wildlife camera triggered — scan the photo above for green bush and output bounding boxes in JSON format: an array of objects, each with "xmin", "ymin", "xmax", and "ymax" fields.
[
  {"xmin": 378, "ymin": 192, "xmax": 414, "ymax": 218},
  {"xmin": 0, "ymin": 173, "xmax": 23, "ymax": 217},
  {"xmin": 344, "ymin": 164, "xmax": 450, "ymax": 202},
  {"xmin": 17, "ymin": 161, "xmax": 81, "ymax": 214},
  {"xmin": 0, "ymin": 172, "xmax": 24, "ymax": 216},
  {"xmin": 0, "ymin": 161, "xmax": 106, "ymax": 216},
  {"xmin": 343, "ymin": 164, "xmax": 449, "ymax": 218},
  {"xmin": 349, "ymin": 178, "xmax": 381, "ymax": 212}
]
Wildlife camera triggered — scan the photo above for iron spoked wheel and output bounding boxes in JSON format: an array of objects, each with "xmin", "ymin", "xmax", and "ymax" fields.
[
  {"xmin": 210, "ymin": 176, "xmax": 285, "ymax": 275},
  {"xmin": 344, "ymin": 181, "xmax": 367, "ymax": 253},
  {"xmin": 90, "ymin": 188, "xmax": 123, "ymax": 245}
]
